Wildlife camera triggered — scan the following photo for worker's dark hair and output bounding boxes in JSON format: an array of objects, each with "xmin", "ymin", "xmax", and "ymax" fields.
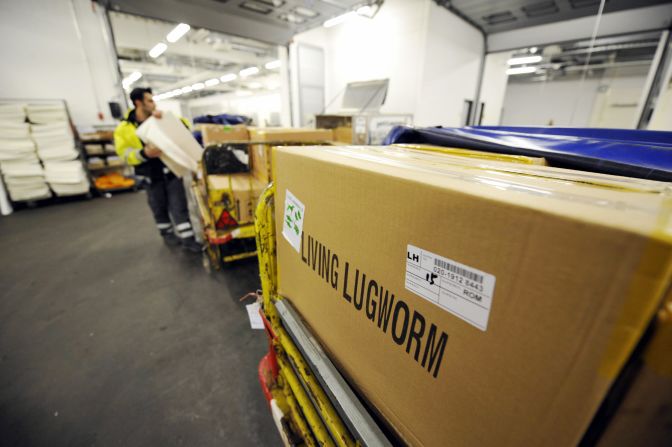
[{"xmin": 130, "ymin": 87, "xmax": 153, "ymax": 106}]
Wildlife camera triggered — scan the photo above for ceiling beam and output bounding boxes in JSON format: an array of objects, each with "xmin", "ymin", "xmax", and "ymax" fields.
[
  {"xmin": 488, "ymin": 3, "xmax": 672, "ymax": 53},
  {"xmin": 101, "ymin": 0, "xmax": 294, "ymax": 45},
  {"xmin": 109, "ymin": 12, "xmax": 272, "ymax": 66}
]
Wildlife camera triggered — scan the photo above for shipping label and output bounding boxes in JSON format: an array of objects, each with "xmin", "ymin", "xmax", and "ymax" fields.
[
  {"xmin": 246, "ymin": 302, "xmax": 264, "ymax": 330},
  {"xmin": 405, "ymin": 244, "xmax": 496, "ymax": 331},
  {"xmin": 282, "ymin": 189, "xmax": 305, "ymax": 253}
]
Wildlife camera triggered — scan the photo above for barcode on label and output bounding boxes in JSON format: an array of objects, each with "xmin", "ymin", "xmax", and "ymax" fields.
[{"xmin": 434, "ymin": 258, "xmax": 483, "ymax": 284}]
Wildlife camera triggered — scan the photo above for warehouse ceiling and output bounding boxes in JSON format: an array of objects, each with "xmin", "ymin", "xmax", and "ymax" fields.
[
  {"xmin": 505, "ymin": 30, "xmax": 661, "ymax": 82},
  {"xmin": 101, "ymin": 0, "xmax": 367, "ymax": 44},
  {"xmin": 438, "ymin": 0, "xmax": 672, "ymax": 34},
  {"xmin": 110, "ymin": 12, "xmax": 281, "ymax": 100}
]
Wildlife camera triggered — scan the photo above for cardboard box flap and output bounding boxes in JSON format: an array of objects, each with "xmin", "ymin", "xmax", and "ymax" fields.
[
  {"xmin": 395, "ymin": 143, "xmax": 548, "ymax": 165},
  {"xmin": 207, "ymin": 174, "xmax": 231, "ymax": 191},
  {"xmin": 202, "ymin": 124, "xmax": 249, "ymax": 145},
  {"xmin": 278, "ymin": 146, "xmax": 672, "ymax": 240},
  {"xmin": 249, "ymin": 128, "xmax": 333, "ymax": 143},
  {"xmin": 345, "ymin": 145, "xmax": 671, "ymax": 194},
  {"xmin": 207, "ymin": 173, "xmax": 261, "ymax": 192}
]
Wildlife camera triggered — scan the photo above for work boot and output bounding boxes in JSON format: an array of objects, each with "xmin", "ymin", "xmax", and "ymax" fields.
[
  {"xmin": 162, "ymin": 232, "xmax": 181, "ymax": 246},
  {"xmin": 182, "ymin": 236, "xmax": 202, "ymax": 253}
]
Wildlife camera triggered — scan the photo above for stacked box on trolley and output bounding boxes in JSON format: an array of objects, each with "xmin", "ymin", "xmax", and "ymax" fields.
[
  {"xmin": 201, "ymin": 127, "xmax": 253, "ymax": 228},
  {"xmin": 204, "ymin": 128, "xmax": 334, "ymax": 228},
  {"xmin": 200, "ymin": 124, "xmax": 250, "ymax": 147},
  {"xmin": 273, "ymin": 145, "xmax": 672, "ymax": 446},
  {"xmin": 248, "ymin": 128, "xmax": 333, "ymax": 183},
  {"xmin": 207, "ymin": 174, "xmax": 266, "ymax": 226}
]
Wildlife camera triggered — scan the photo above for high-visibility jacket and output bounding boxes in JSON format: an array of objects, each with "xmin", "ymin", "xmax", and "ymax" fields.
[{"xmin": 114, "ymin": 109, "xmax": 190, "ymax": 180}]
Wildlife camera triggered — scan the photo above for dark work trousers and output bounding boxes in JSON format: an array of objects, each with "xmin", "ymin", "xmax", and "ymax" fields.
[{"xmin": 145, "ymin": 174, "xmax": 194, "ymax": 240}]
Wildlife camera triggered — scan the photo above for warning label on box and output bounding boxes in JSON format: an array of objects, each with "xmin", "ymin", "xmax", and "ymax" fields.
[{"xmin": 405, "ymin": 244, "xmax": 496, "ymax": 331}]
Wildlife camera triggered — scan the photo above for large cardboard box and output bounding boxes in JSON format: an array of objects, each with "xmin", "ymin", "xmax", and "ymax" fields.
[
  {"xmin": 207, "ymin": 173, "xmax": 265, "ymax": 226},
  {"xmin": 248, "ymin": 128, "xmax": 333, "ymax": 183},
  {"xmin": 332, "ymin": 126, "xmax": 353, "ymax": 144},
  {"xmin": 274, "ymin": 146, "xmax": 672, "ymax": 446},
  {"xmin": 202, "ymin": 124, "xmax": 250, "ymax": 146}
]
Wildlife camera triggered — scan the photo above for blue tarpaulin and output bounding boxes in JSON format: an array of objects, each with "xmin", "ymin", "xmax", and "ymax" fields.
[
  {"xmin": 383, "ymin": 126, "xmax": 672, "ymax": 181},
  {"xmin": 192, "ymin": 113, "xmax": 250, "ymax": 125}
]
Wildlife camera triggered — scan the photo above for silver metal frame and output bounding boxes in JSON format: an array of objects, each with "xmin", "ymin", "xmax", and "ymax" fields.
[
  {"xmin": 275, "ymin": 299, "xmax": 392, "ymax": 447},
  {"xmin": 637, "ymin": 29, "xmax": 672, "ymax": 128}
]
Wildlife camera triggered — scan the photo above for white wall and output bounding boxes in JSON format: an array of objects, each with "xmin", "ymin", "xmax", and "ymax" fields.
[
  {"xmin": 0, "ymin": 0, "xmax": 122, "ymax": 128},
  {"xmin": 500, "ymin": 73, "xmax": 648, "ymax": 127},
  {"xmin": 415, "ymin": 1, "xmax": 483, "ymax": 126},
  {"xmin": 589, "ymin": 75, "xmax": 649, "ymax": 128},
  {"xmin": 324, "ymin": 0, "xmax": 430, "ymax": 117},
  {"xmin": 501, "ymin": 79, "xmax": 600, "ymax": 126},
  {"xmin": 292, "ymin": 0, "xmax": 484, "ymax": 127},
  {"xmin": 278, "ymin": 45, "xmax": 292, "ymax": 127},
  {"xmin": 479, "ymin": 51, "xmax": 512, "ymax": 125}
]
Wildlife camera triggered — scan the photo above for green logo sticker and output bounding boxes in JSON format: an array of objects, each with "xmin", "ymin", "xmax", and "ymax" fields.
[{"xmin": 282, "ymin": 189, "xmax": 305, "ymax": 252}]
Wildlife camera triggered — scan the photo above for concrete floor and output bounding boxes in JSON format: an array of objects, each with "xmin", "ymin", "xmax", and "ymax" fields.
[{"xmin": 0, "ymin": 192, "xmax": 280, "ymax": 446}]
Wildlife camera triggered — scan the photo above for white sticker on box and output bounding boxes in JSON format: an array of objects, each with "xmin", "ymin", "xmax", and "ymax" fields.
[
  {"xmin": 282, "ymin": 189, "xmax": 305, "ymax": 253},
  {"xmin": 405, "ymin": 244, "xmax": 496, "ymax": 331}
]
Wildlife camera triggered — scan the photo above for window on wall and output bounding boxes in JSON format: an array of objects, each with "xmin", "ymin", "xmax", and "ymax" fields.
[
  {"xmin": 495, "ymin": 31, "xmax": 662, "ymax": 129},
  {"xmin": 108, "ymin": 11, "xmax": 283, "ymax": 126}
]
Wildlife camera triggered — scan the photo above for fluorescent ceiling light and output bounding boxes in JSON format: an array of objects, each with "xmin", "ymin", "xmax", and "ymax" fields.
[
  {"xmin": 356, "ymin": 3, "xmax": 380, "ymax": 18},
  {"xmin": 294, "ymin": 6, "xmax": 318, "ymax": 17},
  {"xmin": 239, "ymin": 66, "xmax": 260, "ymax": 77},
  {"xmin": 166, "ymin": 23, "xmax": 190, "ymax": 43},
  {"xmin": 236, "ymin": 90, "xmax": 252, "ymax": 97},
  {"xmin": 324, "ymin": 11, "xmax": 356, "ymax": 28},
  {"xmin": 148, "ymin": 42, "xmax": 168, "ymax": 58},
  {"xmin": 220, "ymin": 73, "xmax": 238, "ymax": 83},
  {"xmin": 192, "ymin": 82, "xmax": 205, "ymax": 90},
  {"xmin": 240, "ymin": 1, "xmax": 272, "ymax": 14},
  {"xmin": 180, "ymin": 85, "xmax": 193, "ymax": 94},
  {"xmin": 506, "ymin": 66, "xmax": 537, "ymax": 75},
  {"xmin": 280, "ymin": 13, "xmax": 305, "ymax": 24},
  {"xmin": 507, "ymin": 55, "xmax": 542, "ymax": 65},
  {"xmin": 122, "ymin": 71, "xmax": 142, "ymax": 89},
  {"xmin": 248, "ymin": 82, "xmax": 262, "ymax": 89},
  {"xmin": 171, "ymin": 89, "xmax": 183, "ymax": 96},
  {"xmin": 265, "ymin": 60, "xmax": 281, "ymax": 70},
  {"xmin": 356, "ymin": 5, "xmax": 373, "ymax": 15},
  {"xmin": 205, "ymin": 78, "xmax": 220, "ymax": 87}
]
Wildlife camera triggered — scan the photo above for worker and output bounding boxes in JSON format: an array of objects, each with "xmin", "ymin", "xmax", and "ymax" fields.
[{"xmin": 114, "ymin": 87, "xmax": 201, "ymax": 253}]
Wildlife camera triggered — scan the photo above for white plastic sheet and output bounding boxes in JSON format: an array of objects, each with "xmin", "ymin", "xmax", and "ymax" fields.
[{"xmin": 135, "ymin": 112, "xmax": 202, "ymax": 178}]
